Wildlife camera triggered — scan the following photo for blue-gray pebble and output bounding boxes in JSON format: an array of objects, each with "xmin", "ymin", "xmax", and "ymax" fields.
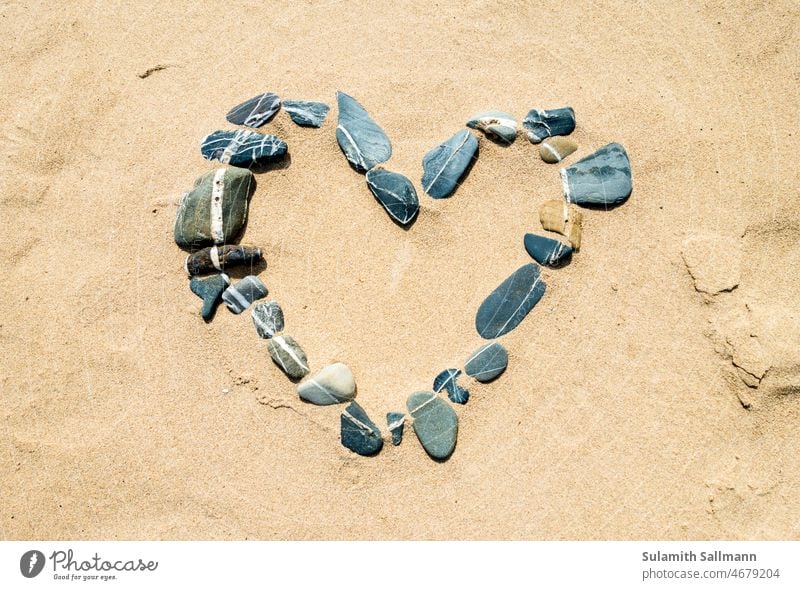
[
  {"xmin": 222, "ymin": 275, "xmax": 268, "ymax": 314},
  {"xmin": 200, "ymin": 130, "xmax": 288, "ymax": 168},
  {"xmin": 407, "ymin": 391, "xmax": 458, "ymax": 460},
  {"xmin": 523, "ymin": 107, "xmax": 576, "ymax": 143},
  {"xmin": 225, "ymin": 92, "xmax": 281, "ymax": 128},
  {"xmin": 365, "ymin": 168, "xmax": 419, "ymax": 225},
  {"xmin": 421, "ymin": 129, "xmax": 478, "ymax": 199},
  {"xmin": 283, "ymin": 100, "xmax": 329, "ymax": 128},
  {"xmin": 475, "ymin": 264, "xmax": 546, "ymax": 339},
  {"xmin": 560, "ymin": 143, "xmax": 632, "ymax": 207},
  {"xmin": 387, "ymin": 412, "xmax": 405, "ymax": 446},
  {"xmin": 341, "ymin": 401, "xmax": 383, "ymax": 456},
  {"xmin": 190, "ymin": 273, "xmax": 230, "ymax": 321},
  {"xmin": 251, "ymin": 300, "xmax": 284, "ymax": 339},
  {"xmin": 466, "ymin": 110, "xmax": 517, "ymax": 144},
  {"xmin": 335, "ymin": 91, "xmax": 392, "ymax": 172},
  {"xmin": 523, "ymin": 233, "xmax": 573, "ymax": 267},
  {"xmin": 433, "ymin": 368, "xmax": 469, "ymax": 404},
  {"xmin": 464, "ymin": 342, "xmax": 508, "ymax": 382}
]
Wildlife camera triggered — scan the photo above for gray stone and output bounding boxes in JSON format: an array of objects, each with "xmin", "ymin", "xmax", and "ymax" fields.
[
  {"xmin": 226, "ymin": 92, "xmax": 281, "ymax": 128},
  {"xmin": 523, "ymin": 107, "xmax": 576, "ymax": 143},
  {"xmin": 251, "ymin": 300, "xmax": 284, "ymax": 338},
  {"xmin": 365, "ymin": 168, "xmax": 419, "ymax": 225},
  {"xmin": 297, "ymin": 362, "xmax": 356, "ymax": 405},
  {"xmin": 560, "ymin": 143, "xmax": 632, "ymax": 207},
  {"xmin": 189, "ymin": 273, "xmax": 230, "ymax": 321},
  {"xmin": 421, "ymin": 129, "xmax": 478, "ymax": 199},
  {"xmin": 524, "ymin": 233, "xmax": 573, "ymax": 267},
  {"xmin": 335, "ymin": 91, "xmax": 392, "ymax": 172},
  {"xmin": 386, "ymin": 412, "xmax": 405, "ymax": 446},
  {"xmin": 341, "ymin": 401, "xmax": 383, "ymax": 456},
  {"xmin": 464, "ymin": 342, "xmax": 508, "ymax": 382},
  {"xmin": 475, "ymin": 264, "xmax": 546, "ymax": 339},
  {"xmin": 539, "ymin": 137, "xmax": 577, "ymax": 163},
  {"xmin": 222, "ymin": 275, "xmax": 267, "ymax": 314},
  {"xmin": 466, "ymin": 110, "xmax": 517, "ymax": 144},
  {"xmin": 433, "ymin": 368, "xmax": 469, "ymax": 404},
  {"xmin": 407, "ymin": 391, "xmax": 458, "ymax": 460},
  {"xmin": 283, "ymin": 100, "xmax": 329, "ymax": 127},
  {"xmin": 200, "ymin": 130, "xmax": 288, "ymax": 168},
  {"xmin": 267, "ymin": 335, "xmax": 310, "ymax": 380}
]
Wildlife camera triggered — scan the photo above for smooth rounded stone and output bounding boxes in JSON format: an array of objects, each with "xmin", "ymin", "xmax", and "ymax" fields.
[
  {"xmin": 189, "ymin": 273, "xmax": 230, "ymax": 321},
  {"xmin": 267, "ymin": 335, "xmax": 309, "ymax": 380},
  {"xmin": 523, "ymin": 107, "xmax": 576, "ymax": 143},
  {"xmin": 524, "ymin": 233, "xmax": 573, "ymax": 267},
  {"xmin": 225, "ymin": 92, "xmax": 281, "ymax": 128},
  {"xmin": 335, "ymin": 91, "xmax": 392, "ymax": 172},
  {"xmin": 406, "ymin": 391, "xmax": 458, "ymax": 460},
  {"xmin": 560, "ymin": 143, "xmax": 632, "ymax": 207},
  {"xmin": 283, "ymin": 100, "xmax": 330, "ymax": 127},
  {"xmin": 341, "ymin": 401, "xmax": 383, "ymax": 456},
  {"xmin": 297, "ymin": 362, "xmax": 356, "ymax": 405},
  {"xmin": 200, "ymin": 130, "xmax": 288, "ymax": 168},
  {"xmin": 433, "ymin": 368, "xmax": 469, "ymax": 405},
  {"xmin": 539, "ymin": 137, "xmax": 577, "ymax": 163},
  {"xmin": 421, "ymin": 129, "xmax": 479, "ymax": 199},
  {"xmin": 466, "ymin": 110, "xmax": 517, "ymax": 144},
  {"xmin": 251, "ymin": 300, "xmax": 284, "ymax": 339},
  {"xmin": 464, "ymin": 342, "xmax": 508, "ymax": 382},
  {"xmin": 539, "ymin": 199, "xmax": 583, "ymax": 251},
  {"xmin": 475, "ymin": 263, "xmax": 546, "ymax": 339},
  {"xmin": 386, "ymin": 412, "xmax": 405, "ymax": 446},
  {"xmin": 184, "ymin": 244, "xmax": 262, "ymax": 276},
  {"xmin": 222, "ymin": 275, "xmax": 267, "ymax": 314},
  {"xmin": 365, "ymin": 167, "xmax": 419, "ymax": 225},
  {"xmin": 174, "ymin": 168, "xmax": 255, "ymax": 249}
]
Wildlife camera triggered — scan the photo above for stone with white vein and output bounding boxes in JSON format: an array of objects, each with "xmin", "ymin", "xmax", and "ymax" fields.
[
  {"xmin": 267, "ymin": 335, "xmax": 309, "ymax": 380},
  {"xmin": 225, "ymin": 92, "xmax": 281, "ymax": 128},
  {"xmin": 335, "ymin": 91, "xmax": 391, "ymax": 172},
  {"xmin": 297, "ymin": 362, "xmax": 357, "ymax": 405},
  {"xmin": 341, "ymin": 401, "xmax": 383, "ymax": 456},
  {"xmin": 200, "ymin": 129, "xmax": 287, "ymax": 168},
  {"xmin": 221, "ymin": 275, "xmax": 267, "ymax": 314},
  {"xmin": 365, "ymin": 167, "xmax": 419, "ymax": 225},
  {"xmin": 407, "ymin": 391, "xmax": 458, "ymax": 460},
  {"xmin": 251, "ymin": 300, "xmax": 284, "ymax": 339},
  {"xmin": 464, "ymin": 342, "xmax": 508, "ymax": 382},
  {"xmin": 466, "ymin": 110, "xmax": 517, "ymax": 144}
]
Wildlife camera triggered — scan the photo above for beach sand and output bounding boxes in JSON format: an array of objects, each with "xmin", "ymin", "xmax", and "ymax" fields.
[{"xmin": 1, "ymin": 0, "xmax": 798, "ymax": 539}]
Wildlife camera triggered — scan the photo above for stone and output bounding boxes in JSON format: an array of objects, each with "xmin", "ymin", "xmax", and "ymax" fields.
[
  {"xmin": 341, "ymin": 401, "xmax": 383, "ymax": 456},
  {"xmin": 174, "ymin": 168, "xmax": 255, "ymax": 249},
  {"xmin": 560, "ymin": 143, "xmax": 632, "ymax": 207},
  {"xmin": 221, "ymin": 275, "xmax": 267, "ymax": 314},
  {"xmin": 539, "ymin": 199, "xmax": 583, "ymax": 251},
  {"xmin": 225, "ymin": 92, "xmax": 281, "ymax": 128},
  {"xmin": 267, "ymin": 335, "xmax": 310, "ymax": 380},
  {"xmin": 335, "ymin": 91, "xmax": 392, "ymax": 172},
  {"xmin": 407, "ymin": 391, "xmax": 458, "ymax": 460},
  {"xmin": 475, "ymin": 263, "xmax": 546, "ymax": 339},
  {"xmin": 539, "ymin": 137, "xmax": 577, "ymax": 163},
  {"xmin": 283, "ymin": 100, "xmax": 329, "ymax": 127},
  {"xmin": 421, "ymin": 129, "xmax": 479, "ymax": 199},
  {"xmin": 184, "ymin": 244, "xmax": 263, "ymax": 276},
  {"xmin": 386, "ymin": 412, "xmax": 405, "ymax": 446},
  {"xmin": 466, "ymin": 110, "xmax": 517, "ymax": 144},
  {"xmin": 365, "ymin": 168, "xmax": 419, "ymax": 225},
  {"xmin": 523, "ymin": 107, "xmax": 576, "ymax": 143},
  {"xmin": 189, "ymin": 273, "xmax": 230, "ymax": 321},
  {"xmin": 524, "ymin": 233, "xmax": 573, "ymax": 267},
  {"xmin": 464, "ymin": 342, "xmax": 508, "ymax": 382},
  {"xmin": 681, "ymin": 234, "xmax": 742, "ymax": 295},
  {"xmin": 251, "ymin": 300, "xmax": 284, "ymax": 338},
  {"xmin": 433, "ymin": 368, "xmax": 469, "ymax": 404},
  {"xmin": 297, "ymin": 362, "xmax": 356, "ymax": 405},
  {"xmin": 200, "ymin": 130, "xmax": 288, "ymax": 168}
]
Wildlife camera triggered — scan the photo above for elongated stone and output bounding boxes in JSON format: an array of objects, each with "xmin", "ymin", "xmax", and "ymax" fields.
[
  {"xmin": 387, "ymin": 412, "xmax": 405, "ymax": 446},
  {"xmin": 267, "ymin": 335, "xmax": 309, "ymax": 380},
  {"xmin": 466, "ymin": 110, "xmax": 517, "ymax": 144},
  {"xmin": 464, "ymin": 342, "xmax": 508, "ymax": 382},
  {"xmin": 226, "ymin": 92, "xmax": 281, "ymax": 128},
  {"xmin": 335, "ymin": 91, "xmax": 392, "ymax": 172},
  {"xmin": 421, "ymin": 129, "xmax": 479, "ymax": 199},
  {"xmin": 433, "ymin": 369, "xmax": 469, "ymax": 404},
  {"xmin": 184, "ymin": 244, "xmax": 262, "ymax": 276},
  {"xmin": 539, "ymin": 137, "xmax": 577, "ymax": 163},
  {"xmin": 283, "ymin": 100, "xmax": 329, "ymax": 127},
  {"xmin": 407, "ymin": 391, "xmax": 458, "ymax": 460},
  {"xmin": 222, "ymin": 275, "xmax": 267, "ymax": 314},
  {"xmin": 560, "ymin": 143, "xmax": 632, "ymax": 207},
  {"xmin": 189, "ymin": 273, "xmax": 230, "ymax": 321},
  {"xmin": 341, "ymin": 401, "xmax": 383, "ymax": 456},
  {"xmin": 365, "ymin": 168, "xmax": 419, "ymax": 225},
  {"xmin": 200, "ymin": 130, "xmax": 288, "ymax": 168},
  {"xmin": 297, "ymin": 362, "xmax": 356, "ymax": 405},
  {"xmin": 539, "ymin": 199, "xmax": 583, "ymax": 251},
  {"xmin": 475, "ymin": 264, "xmax": 546, "ymax": 339},
  {"xmin": 523, "ymin": 107, "xmax": 576, "ymax": 143},
  {"xmin": 524, "ymin": 233, "xmax": 573, "ymax": 267},
  {"xmin": 174, "ymin": 168, "xmax": 255, "ymax": 249},
  {"xmin": 251, "ymin": 300, "xmax": 284, "ymax": 338}
]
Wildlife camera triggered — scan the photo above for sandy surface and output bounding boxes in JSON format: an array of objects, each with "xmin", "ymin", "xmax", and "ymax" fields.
[{"xmin": 2, "ymin": 0, "xmax": 798, "ymax": 540}]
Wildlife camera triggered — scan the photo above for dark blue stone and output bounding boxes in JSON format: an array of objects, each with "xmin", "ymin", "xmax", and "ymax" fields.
[
  {"xmin": 421, "ymin": 129, "xmax": 478, "ymax": 199},
  {"xmin": 433, "ymin": 369, "xmax": 469, "ymax": 404},
  {"xmin": 200, "ymin": 130, "xmax": 287, "ymax": 169},
  {"xmin": 226, "ymin": 92, "xmax": 281, "ymax": 128},
  {"xmin": 341, "ymin": 401, "xmax": 383, "ymax": 456},
  {"xmin": 283, "ymin": 100, "xmax": 329, "ymax": 128},
  {"xmin": 475, "ymin": 264, "xmax": 546, "ymax": 339},
  {"xmin": 365, "ymin": 168, "xmax": 419, "ymax": 225},
  {"xmin": 335, "ymin": 91, "xmax": 392, "ymax": 172},
  {"xmin": 464, "ymin": 342, "xmax": 508, "ymax": 382},
  {"xmin": 523, "ymin": 107, "xmax": 576, "ymax": 143},
  {"xmin": 560, "ymin": 143, "xmax": 632, "ymax": 207},
  {"xmin": 386, "ymin": 412, "xmax": 405, "ymax": 446},
  {"xmin": 190, "ymin": 273, "xmax": 230, "ymax": 321},
  {"xmin": 523, "ymin": 233, "xmax": 573, "ymax": 267}
]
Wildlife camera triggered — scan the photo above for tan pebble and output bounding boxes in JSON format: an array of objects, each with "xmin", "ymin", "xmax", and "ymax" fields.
[
  {"xmin": 539, "ymin": 199, "xmax": 582, "ymax": 251},
  {"xmin": 539, "ymin": 137, "xmax": 577, "ymax": 164},
  {"xmin": 568, "ymin": 208, "xmax": 583, "ymax": 251}
]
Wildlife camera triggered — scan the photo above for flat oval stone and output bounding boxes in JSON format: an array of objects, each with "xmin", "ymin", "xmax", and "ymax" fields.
[
  {"xmin": 539, "ymin": 137, "xmax": 577, "ymax": 163},
  {"xmin": 267, "ymin": 335, "xmax": 309, "ymax": 380},
  {"xmin": 475, "ymin": 264, "xmax": 546, "ymax": 339},
  {"xmin": 189, "ymin": 273, "xmax": 230, "ymax": 321},
  {"xmin": 523, "ymin": 107, "xmax": 576, "ymax": 143},
  {"xmin": 184, "ymin": 244, "xmax": 262, "ymax": 276},
  {"xmin": 464, "ymin": 342, "xmax": 508, "ymax": 382},
  {"xmin": 222, "ymin": 275, "xmax": 267, "ymax": 314},
  {"xmin": 226, "ymin": 92, "xmax": 281, "ymax": 128},
  {"xmin": 341, "ymin": 401, "xmax": 383, "ymax": 456},
  {"xmin": 433, "ymin": 368, "xmax": 469, "ymax": 404},
  {"xmin": 407, "ymin": 391, "xmax": 458, "ymax": 460},
  {"xmin": 466, "ymin": 110, "xmax": 517, "ymax": 144},
  {"xmin": 335, "ymin": 91, "xmax": 392, "ymax": 172},
  {"xmin": 560, "ymin": 142, "xmax": 632, "ymax": 207},
  {"xmin": 386, "ymin": 412, "xmax": 405, "ymax": 446},
  {"xmin": 200, "ymin": 130, "xmax": 288, "ymax": 168},
  {"xmin": 174, "ymin": 168, "xmax": 255, "ymax": 249},
  {"xmin": 297, "ymin": 362, "xmax": 356, "ymax": 405},
  {"xmin": 251, "ymin": 300, "xmax": 284, "ymax": 339},
  {"xmin": 365, "ymin": 168, "xmax": 419, "ymax": 225},
  {"xmin": 421, "ymin": 129, "xmax": 479, "ymax": 199},
  {"xmin": 283, "ymin": 100, "xmax": 329, "ymax": 127},
  {"xmin": 524, "ymin": 233, "xmax": 573, "ymax": 267}
]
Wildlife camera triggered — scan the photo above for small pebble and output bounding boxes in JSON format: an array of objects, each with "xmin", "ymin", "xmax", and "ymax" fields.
[
  {"xmin": 524, "ymin": 233, "xmax": 573, "ymax": 267},
  {"xmin": 222, "ymin": 275, "xmax": 267, "ymax": 314},
  {"xmin": 523, "ymin": 107, "xmax": 576, "ymax": 143},
  {"xmin": 421, "ymin": 129, "xmax": 479, "ymax": 199},
  {"xmin": 200, "ymin": 130, "xmax": 287, "ymax": 168},
  {"xmin": 433, "ymin": 368, "xmax": 469, "ymax": 404},
  {"xmin": 466, "ymin": 110, "xmax": 517, "ymax": 144},
  {"xmin": 475, "ymin": 264, "xmax": 546, "ymax": 339},
  {"xmin": 283, "ymin": 100, "xmax": 329, "ymax": 127},
  {"xmin": 341, "ymin": 401, "xmax": 383, "ymax": 456},
  {"xmin": 386, "ymin": 412, "xmax": 405, "ymax": 446},
  {"xmin": 464, "ymin": 342, "xmax": 508, "ymax": 382},
  {"xmin": 539, "ymin": 199, "xmax": 583, "ymax": 251},
  {"xmin": 267, "ymin": 335, "xmax": 310, "ymax": 380},
  {"xmin": 297, "ymin": 362, "xmax": 356, "ymax": 405},
  {"xmin": 184, "ymin": 244, "xmax": 262, "ymax": 276},
  {"xmin": 189, "ymin": 273, "xmax": 230, "ymax": 321},
  {"xmin": 539, "ymin": 137, "xmax": 577, "ymax": 163},
  {"xmin": 407, "ymin": 391, "xmax": 458, "ymax": 460},
  {"xmin": 336, "ymin": 91, "xmax": 392, "ymax": 172},
  {"xmin": 251, "ymin": 300, "xmax": 284, "ymax": 339},
  {"xmin": 226, "ymin": 92, "xmax": 281, "ymax": 128},
  {"xmin": 365, "ymin": 167, "xmax": 419, "ymax": 225},
  {"xmin": 560, "ymin": 143, "xmax": 632, "ymax": 207}
]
